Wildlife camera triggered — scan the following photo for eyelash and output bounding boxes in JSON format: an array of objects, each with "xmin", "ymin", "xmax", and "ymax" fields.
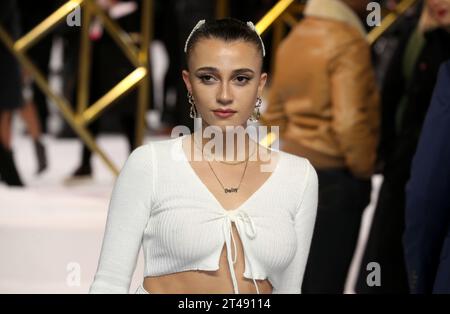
[
  {"xmin": 235, "ymin": 76, "xmax": 251, "ymax": 84},
  {"xmin": 198, "ymin": 75, "xmax": 252, "ymax": 85},
  {"xmin": 199, "ymin": 75, "xmax": 217, "ymax": 84}
]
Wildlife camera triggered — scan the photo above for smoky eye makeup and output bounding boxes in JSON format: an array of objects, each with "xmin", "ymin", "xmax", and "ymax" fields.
[
  {"xmin": 194, "ymin": 71, "xmax": 255, "ymax": 85},
  {"xmin": 195, "ymin": 73, "xmax": 218, "ymax": 84},
  {"xmin": 233, "ymin": 75, "xmax": 253, "ymax": 85}
]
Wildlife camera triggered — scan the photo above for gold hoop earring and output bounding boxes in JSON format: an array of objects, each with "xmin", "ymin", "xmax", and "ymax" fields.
[{"xmin": 188, "ymin": 92, "xmax": 198, "ymax": 118}]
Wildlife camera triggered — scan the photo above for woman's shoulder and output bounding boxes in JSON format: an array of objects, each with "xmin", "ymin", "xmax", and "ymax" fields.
[
  {"xmin": 120, "ymin": 136, "xmax": 182, "ymax": 178},
  {"xmin": 274, "ymin": 148, "xmax": 316, "ymax": 172},
  {"xmin": 148, "ymin": 135, "xmax": 182, "ymax": 146},
  {"xmin": 129, "ymin": 136, "xmax": 181, "ymax": 158},
  {"xmin": 125, "ymin": 135, "xmax": 188, "ymax": 170},
  {"xmin": 273, "ymin": 148, "xmax": 318, "ymax": 187}
]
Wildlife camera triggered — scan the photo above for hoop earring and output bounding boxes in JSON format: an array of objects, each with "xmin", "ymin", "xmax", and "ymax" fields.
[
  {"xmin": 248, "ymin": 97, "xmax": 262, "ymax": 122},
  {"xmin": 188, "ymin": 92, "xmax": 198, "ymax": 118}
]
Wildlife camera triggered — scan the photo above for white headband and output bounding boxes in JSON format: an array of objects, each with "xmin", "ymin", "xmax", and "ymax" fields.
[
  {"xmin": 246, "ymin": 21, "xmax": 266, "ymax": 57},
  {"xmin": 183, "ymin": 19, "xmax": 266, "ymax": 57}
]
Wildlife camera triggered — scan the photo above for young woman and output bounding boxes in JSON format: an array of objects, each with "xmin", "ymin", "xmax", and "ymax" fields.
[{"xmin": 89, "ymin": 18, "xmax": 318, "ymax": 294}]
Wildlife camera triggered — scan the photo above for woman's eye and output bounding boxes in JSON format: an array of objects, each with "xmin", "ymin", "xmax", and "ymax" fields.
[
  {"xmin": 235, "ymin": 76, "xmax": 250, "ymax": 84},
  {"xmin": 200, "ymin": 75, "xmax": 216, "ymax": 83}
]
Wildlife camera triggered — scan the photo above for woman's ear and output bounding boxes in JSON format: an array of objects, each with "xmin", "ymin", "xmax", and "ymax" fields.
[
  {"xmin": 182, "ymin": 70, "xmax": 192, "ymax": 94},
  {"xmin": 257, "ymin": 72, "xmax": 268, "ymax": 96}
]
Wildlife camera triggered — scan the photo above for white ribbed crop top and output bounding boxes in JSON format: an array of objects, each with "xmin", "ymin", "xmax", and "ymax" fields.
[{"xmin": 89, "ymin": 134, "xmax": 318, "ymax": 294}]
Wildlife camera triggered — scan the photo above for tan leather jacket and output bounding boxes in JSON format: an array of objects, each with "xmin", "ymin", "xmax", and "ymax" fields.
[{"xmin": 260, "ymin": 0, "xmax": 380, "ymax": 179}]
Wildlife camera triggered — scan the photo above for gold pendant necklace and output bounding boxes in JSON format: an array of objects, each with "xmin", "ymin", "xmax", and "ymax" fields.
[
  {"xmin": 207, "ymin": 158, "xmax": 249, "ymax": 193},
  {"xmin": 192, "ymin": 136, "xmax": 254, "ymax": 193}
]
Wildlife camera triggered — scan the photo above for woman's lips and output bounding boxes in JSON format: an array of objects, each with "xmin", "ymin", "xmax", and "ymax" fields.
[
  {"xmin": 437, "ymin": 8, "xmax": 448, "ymax": 18},
  {"xmin": 213, "ymin": 110, "xmax": 236, "ymax": 118}
]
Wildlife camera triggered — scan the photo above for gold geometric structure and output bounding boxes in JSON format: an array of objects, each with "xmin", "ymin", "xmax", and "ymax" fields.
[
  {"xmin": 255, "ymin": 0, "xmax": 418, "ymax": 147},
  {"xmin": 0, "ymin": 0, "xmax": 152, "ymax": 176}
]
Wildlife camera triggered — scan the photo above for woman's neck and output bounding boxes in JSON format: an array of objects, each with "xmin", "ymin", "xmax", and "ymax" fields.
[{"xmin": 191, "ymin": 128, "xmax": 258, "ymax": 162}]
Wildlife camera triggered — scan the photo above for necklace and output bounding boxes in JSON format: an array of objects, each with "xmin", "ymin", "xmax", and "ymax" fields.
[
  {"xmin": 191, "ymin": 136, "xmax": 253, "ymax": 193},
  {"xmin": 208, "ymin": 158, "xmax": 249, "ymax": 193},
  {"xmin": 219, "ymin": 144, "xmax": 257, "ymax": 165}
]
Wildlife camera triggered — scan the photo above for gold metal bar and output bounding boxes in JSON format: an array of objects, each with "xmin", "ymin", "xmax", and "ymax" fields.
[
  {"xmin": 86, "ymin": 0, "xmax": 141, "ymax": 68},
  {"xmin": 14, "ymin": 0, "xmax": 84, "ymax": 52},
  {"xmin": 0, "ymin": 25, "xmax": 119, "ymax": 175},
  {"xmin": 80, "ymin": 67, "xmax": 147, "ymax": 126},
  {"xmin": 255, "ymin": 0, "xmax": 295, "ymax": 35},
  {"xmin": 135, "ymin": 0, "xmax": 152, "ymax": 148},
  {"xmin": 77, "ymin": 3, "xmax": 92, "ymax": 115},
  {"xmin": 367, "ymin": 0, "xmax": 417, "ymax": 45}
]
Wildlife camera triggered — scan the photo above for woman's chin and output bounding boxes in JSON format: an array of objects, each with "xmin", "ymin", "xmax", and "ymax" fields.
[{"xmin": 204, "ymin": 120, "xmax": 247, "ymax": 129}]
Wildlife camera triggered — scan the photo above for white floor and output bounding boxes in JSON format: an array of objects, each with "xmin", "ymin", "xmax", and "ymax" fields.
[
  {"xmin": 0, "ymin": 133, "xmax": 167, "ymax": 294},
  {"xmin": 0, "ymin": 128, "xmax": 382, "ymax": 294}
]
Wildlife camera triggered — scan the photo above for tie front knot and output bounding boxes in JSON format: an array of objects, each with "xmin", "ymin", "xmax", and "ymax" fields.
[
  {"xmin": 224, "ymin": 210, "xmax": 257, "ymax": 239},
  {"xmin": 222, "ymin": 209, "xmax": 260, "ymax": 294}
]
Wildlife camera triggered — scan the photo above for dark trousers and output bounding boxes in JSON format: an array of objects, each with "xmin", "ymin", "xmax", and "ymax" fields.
[
  {"xmin": 78, "ymin": 34, "xmax": 138, "ymax": 167},
  {"xmin": 355, "ymin": 170, "xmax": 411, "ymax": 293},
  {"xmin": 302, "ymin": 168, "xmax": 372, "ymax": 293},
  {"xmin": 28, "ymin": 36, "xmax": 53, "ymax": 134}
]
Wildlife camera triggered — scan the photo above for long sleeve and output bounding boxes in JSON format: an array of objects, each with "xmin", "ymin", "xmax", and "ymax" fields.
[
  {"xmin": 271, "ymin": 160, "xmax": 318, "ymax": 293},
  {"xmin": 89, "ymin": 144, "xmax": 154, "ymax": 293},
  {"xmin": 329, "ymin": 36, "xmax": 380, "ymax": 179},
  {"xmin": 403, "ymin": 61, "xmax": 450, "ymax": 294}
]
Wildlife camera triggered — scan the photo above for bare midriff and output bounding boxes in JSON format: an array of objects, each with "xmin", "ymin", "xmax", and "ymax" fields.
[{"xmin": 142, "ymin": 223, "xmax": 273, "ymax": 294}]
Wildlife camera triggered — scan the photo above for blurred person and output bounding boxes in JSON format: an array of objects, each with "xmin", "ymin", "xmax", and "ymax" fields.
[
  {"xmin": 260, "ymin": 0, "xmax": 380, "ymax": 293},
  {"xmin": 15, "ymin": 1, "xmax": 62, "ymax": 174},
  {"xmin": 0, "ymin": 0, "xmax": 24, "ymax": 186},
  {"xmin": 371, "ymin": 1, "xmax": 423, "ymax": 94},
  {"xmin": 1, "ymin": 0, "xmax": 50, "ymax": 183},
  {"xmin": 356, "ymin": 0, "xmax": 450, "ymax": 293},
  {"xmin": 403, "ymin": 60, "xmax": 450, "ymax": 294},
  {"xmin": 89, "ymin": 18, "xmax": 318, "ymax": 294},
  {"xmin": 64, "ymin": 0, "xmax": 143, "ymax": 184},
  {"xmin": 18, "ymin": 72, "xmax": 48, "ymax": 175},
  {"xmin": 16, "ymin": 0, "xmax": 62, "ymax": 135}
]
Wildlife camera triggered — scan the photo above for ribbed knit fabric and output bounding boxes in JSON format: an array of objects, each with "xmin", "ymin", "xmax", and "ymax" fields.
[{"xmin": 89, "ymin": 134, "xmax": 318, "ymax": 294}]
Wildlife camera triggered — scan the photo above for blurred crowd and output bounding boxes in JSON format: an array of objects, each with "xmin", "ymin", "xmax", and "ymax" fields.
[{"xmin": 260, "ymin": 0, "xmax": 450, "ymax": 294}]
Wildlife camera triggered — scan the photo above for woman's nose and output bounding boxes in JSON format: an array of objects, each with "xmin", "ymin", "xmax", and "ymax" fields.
[{"xmin": 217, "ymin": 83, "xmax": 233, "ymax": 105}]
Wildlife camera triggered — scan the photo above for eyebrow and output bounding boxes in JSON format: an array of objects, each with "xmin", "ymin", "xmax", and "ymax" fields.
[{"xmin": 194, "ymin": 67, "xmax": 255, "ymax": 75}]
